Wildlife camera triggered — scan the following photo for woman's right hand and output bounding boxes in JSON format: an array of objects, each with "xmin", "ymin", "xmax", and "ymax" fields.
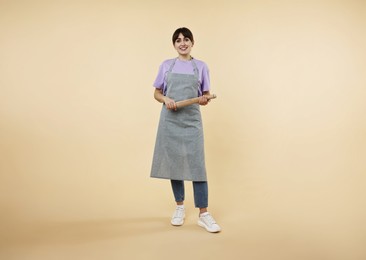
[
  {"xmin": 163, "ymin": 96, "xmax": 177, "ymax": 111},
  {"xmin": 154, "ymin": 89, "xmax": 176, "ymax": 110}
]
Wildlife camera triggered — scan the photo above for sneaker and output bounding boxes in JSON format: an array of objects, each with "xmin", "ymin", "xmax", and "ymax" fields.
[
  {"xmin": 198, "ymin": 212, "xmax": 221, "ymax": 233},
  {"xmin": 171, "ymin": 206, "xmax": 185, "ymax": 226}
]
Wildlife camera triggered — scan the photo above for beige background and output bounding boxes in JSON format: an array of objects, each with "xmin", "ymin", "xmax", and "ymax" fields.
[{"xmin": 1, "ymin": 0, "xmax": 365, "ymax": 259}]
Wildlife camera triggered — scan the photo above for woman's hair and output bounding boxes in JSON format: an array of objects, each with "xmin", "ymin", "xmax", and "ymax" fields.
[{"xmin": 172, "ymin": 27, "xmax": 194, "ymax": 44}]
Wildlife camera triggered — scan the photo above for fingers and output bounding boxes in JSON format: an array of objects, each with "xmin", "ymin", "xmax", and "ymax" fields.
[
  {"xmin": 165, "ymin": 99, "xmax": 177, "ymax": 110},
  {"xmin": 170, "ymin": 102, "xmax": 177, "ymax": 111},
  {"xmin": 199, "ymin": 96, "xmax": 209, "ymax": 105}
]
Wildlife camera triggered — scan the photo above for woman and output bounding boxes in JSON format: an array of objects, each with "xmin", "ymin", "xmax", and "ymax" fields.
[{"xmin": 151, "ymin": 27, "xmax": 221, "ymax": 233}]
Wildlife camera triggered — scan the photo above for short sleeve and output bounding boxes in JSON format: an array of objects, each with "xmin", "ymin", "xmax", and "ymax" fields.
[
  {"xmin": 153, "ymin": 63, "xmax": 165, "ymax": 89},
  {"xmin": 200, "ymin": 63, "xmax": 210, "ymax": 93}
]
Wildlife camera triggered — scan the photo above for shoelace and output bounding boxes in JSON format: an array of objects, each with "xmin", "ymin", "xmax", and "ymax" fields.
[
  {"xmin": 202, "ymin": 214, "xmax": 216, "ymax": 225},
  {"xmin": 173, "ymin": 208, "xmax": 184, "ymax": 218}
]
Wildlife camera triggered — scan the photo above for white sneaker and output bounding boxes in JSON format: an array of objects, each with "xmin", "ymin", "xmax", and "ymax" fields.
[
  {"xmin": 171, "ymin": 206, "xmax": 185, "ymax": 226},
  {"xmin": 198, "ymin": 212, "xmax": 221, "ymax": 233}
]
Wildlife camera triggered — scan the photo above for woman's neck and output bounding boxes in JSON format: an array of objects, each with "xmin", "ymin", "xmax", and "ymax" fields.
[{"xmin": 178, "ymin": 55, "xmax": 192, "ymax": 61}]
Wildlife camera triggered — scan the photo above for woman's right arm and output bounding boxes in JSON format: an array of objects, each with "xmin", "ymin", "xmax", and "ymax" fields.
[{"xmin": 154, "ymin": 88, "xmax": 177, "ymax": 110}]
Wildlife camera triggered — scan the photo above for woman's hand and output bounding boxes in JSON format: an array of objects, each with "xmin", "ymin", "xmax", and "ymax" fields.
[
  {"xmin": 163, "ymin": 96, "xmax": 177, "ymax": 110},
  {"xmin": 198, "ymin": 95, "xmax": 210, "ymax": 106},
  {"xmin": 154, "ymin": 89, "xmax": 176, "ymax": 110}
]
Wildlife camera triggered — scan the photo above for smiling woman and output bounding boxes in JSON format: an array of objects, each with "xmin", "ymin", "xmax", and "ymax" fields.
[
  {"xmin": 150, "ymin": 27, "xmax": 221, "ymax": 233},
  {"xmin": 1, "ymin": 0, "xmax": 365, "ymax": 258}
]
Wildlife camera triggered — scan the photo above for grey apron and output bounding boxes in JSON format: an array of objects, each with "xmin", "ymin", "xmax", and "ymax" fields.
[{"xmin": 151, "ymin": 58, "xmax": 207, "ymax": 181}]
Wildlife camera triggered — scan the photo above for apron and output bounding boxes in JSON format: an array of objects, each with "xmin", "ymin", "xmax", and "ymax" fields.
[{"xmin": 150, "ymin": 58, "xmax": 207, "ymax": 181}]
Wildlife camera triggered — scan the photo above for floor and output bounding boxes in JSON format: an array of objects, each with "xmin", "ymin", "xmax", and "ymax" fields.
[{"xmin": 1, "ymin": 186, "xmax": 365, "ymax": 260}]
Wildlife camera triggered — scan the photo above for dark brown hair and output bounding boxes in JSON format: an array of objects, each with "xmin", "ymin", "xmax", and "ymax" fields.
[{"xmin": 172, "ymin": 27, "xmax": 194, "ymax": 45}]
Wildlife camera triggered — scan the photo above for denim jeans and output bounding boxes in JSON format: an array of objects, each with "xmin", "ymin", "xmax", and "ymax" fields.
[{"xmin": 170, "ymin": 180, "xmax": 208, "ymax": 208}]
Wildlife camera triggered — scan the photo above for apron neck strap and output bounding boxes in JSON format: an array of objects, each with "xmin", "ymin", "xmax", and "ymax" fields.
[
  {"xmin": 168, "ymin": 58, "xmax": 178, "ymax": 73},
  {"xmin": 191, "ymin": 59, "xmax": 199, "ymax": 79}
]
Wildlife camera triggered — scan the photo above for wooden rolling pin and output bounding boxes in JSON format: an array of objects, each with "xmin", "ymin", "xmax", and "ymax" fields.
[{"xmin": 175, "ymin": 94, "xmax": 217, "ymax": 109}]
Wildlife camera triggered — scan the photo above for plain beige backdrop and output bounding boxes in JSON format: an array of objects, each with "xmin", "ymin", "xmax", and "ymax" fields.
[{"xmin": 1, "ymin": 0, "xmax": 365, "ymax": 259}]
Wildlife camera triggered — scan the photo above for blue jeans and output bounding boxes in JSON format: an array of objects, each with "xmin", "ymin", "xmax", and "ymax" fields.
[{"xmin": 170, "ymin": 180, "xmax": 208, "ymax": 208}]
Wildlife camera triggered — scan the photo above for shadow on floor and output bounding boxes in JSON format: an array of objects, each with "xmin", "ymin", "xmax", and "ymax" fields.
[{"xmin": 0, "ymin": 216, "xmax": 171, "ymax": 248}]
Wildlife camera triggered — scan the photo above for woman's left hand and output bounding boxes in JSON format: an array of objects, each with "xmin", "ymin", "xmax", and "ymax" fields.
[{"xmin": 198, "ymin": 95, "xmax": 210, "ymax": 106}]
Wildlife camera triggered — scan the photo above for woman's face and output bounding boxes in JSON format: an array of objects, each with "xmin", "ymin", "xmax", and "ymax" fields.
[{"xmin": 174, "ymin": 33, "xmax": 193, "ymax": 57}]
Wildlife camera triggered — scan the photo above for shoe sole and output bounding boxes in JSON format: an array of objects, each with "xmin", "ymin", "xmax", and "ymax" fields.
[
  {"xmin": 197, "ymin": 220, "xmax": 221, "ymax": 233},
  {"xmin": 171, "ymin": 222, "xmax": 184, "ymax": 226},
  {"xmin": 171, "ymin": 215, "xmax": 185, "ymax": 226}
]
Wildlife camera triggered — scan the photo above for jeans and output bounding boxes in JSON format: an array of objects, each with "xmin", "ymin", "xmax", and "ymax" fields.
[{"xmin": 170, "ymin": 180, "xmax": 208, "ymax": 208}]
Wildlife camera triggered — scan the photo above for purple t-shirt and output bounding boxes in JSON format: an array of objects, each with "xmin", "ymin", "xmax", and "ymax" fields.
[{"xmin": 153, "ymin": 58, "xmax": 210, "ymax": 96}]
